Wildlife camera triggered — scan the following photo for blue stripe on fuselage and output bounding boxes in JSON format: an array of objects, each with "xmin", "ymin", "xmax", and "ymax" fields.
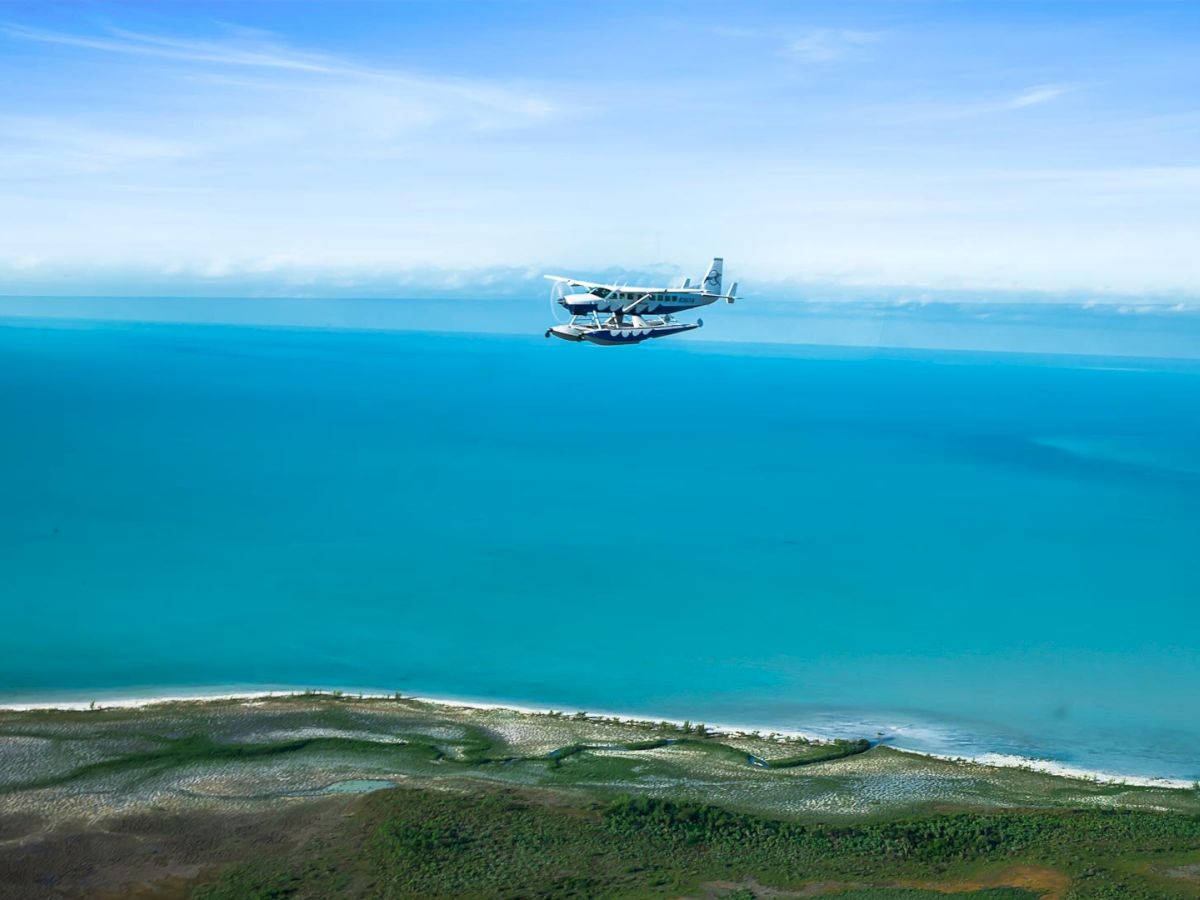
[{"xmin": 561, "ymin": 298, "xmax": 708, "ymax": 315}]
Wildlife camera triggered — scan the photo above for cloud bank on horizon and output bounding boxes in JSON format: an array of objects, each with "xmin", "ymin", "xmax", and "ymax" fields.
[{"xmin": 2, "ymin": 0, "xmax": 1199, "ymax": 300}]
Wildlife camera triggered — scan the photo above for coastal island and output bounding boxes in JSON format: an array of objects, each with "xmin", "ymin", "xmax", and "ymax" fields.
[{"xmin": 1, "ymin": 692, "xmax": 1198, "ymax": 898}]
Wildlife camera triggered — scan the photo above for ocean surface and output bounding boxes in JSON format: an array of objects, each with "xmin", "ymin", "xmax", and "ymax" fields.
[{"xmin": 2, "ymin": 317, "xmax": 1199, "ymax": 782}]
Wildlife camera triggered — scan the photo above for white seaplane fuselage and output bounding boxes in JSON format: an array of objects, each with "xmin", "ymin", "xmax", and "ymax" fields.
[
  {"xmin": 556, "ymin": 286, "xmax": 719, "ymax": 318},
  {"xmin": 544, "ymin": 258, "xmax": 735, "ymax": 346}
]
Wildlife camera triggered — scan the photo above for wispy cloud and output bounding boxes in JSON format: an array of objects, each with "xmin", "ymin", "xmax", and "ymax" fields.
[
  {"xmin": 0, "ymin": 19, "xmax": 560, "ymax": 179},
  {"xmin": 2, "ymin": 23, "xmax": 557, "ymax": 128},
  {"xmin": 983, "ymin": 166, "xmax": 1200, "ymax": 192},
  {"xmin": 1, "ymin": 4, "xmax": 1197, "ymax": 296},
  {"xmin": 4, "ymin": 23, "xmax": 338, "ymax": 72},
  {"xmin": 710, "ymin": 24, "xmax": 883, "ymax": 63},
  {"xmin": 1002, "ymin": 83, "xmax": 1074, "ymax": 109},
  {"xmin": 0, "ymin": 116, "xmax": 198, "ymax": 172},
  {"xmin": 879, "ymin": 82, "xmax": 1079, "ymax": 124},
  {"xmin": 782, "ymin": 28, "xmax": 882, "ymax": 63}
]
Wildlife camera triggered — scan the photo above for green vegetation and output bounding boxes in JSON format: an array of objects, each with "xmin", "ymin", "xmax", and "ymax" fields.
[
  {"xmin": 605, "ymin": 795, "xmax": 1200, "ymax": 865},
  {"xmin": 193, "ymin": 786, "xmax": 1200, "ymax": 898},
  {"xmin": 755, "ymin": 737, "xmax": 872, "ymax": 768},
  {"xmin": 3, "ymin": 695, "xmax": 1199, "ymax": 898}
]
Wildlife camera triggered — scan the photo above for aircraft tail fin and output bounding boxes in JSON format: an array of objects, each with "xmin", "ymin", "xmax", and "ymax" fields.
[{"xmin": 701, "ymin": 258, "xmax": 723, "ymax": 295}]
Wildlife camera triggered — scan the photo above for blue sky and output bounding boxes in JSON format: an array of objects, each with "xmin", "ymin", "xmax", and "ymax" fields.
[{"xmin": 2, "ymin": 1, "xmax": 1199, "ymax": 300}]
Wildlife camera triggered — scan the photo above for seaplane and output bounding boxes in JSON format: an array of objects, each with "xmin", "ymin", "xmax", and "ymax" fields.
[{"xmin": 544, "ymin": 258, "xmax": 737, "ymax": 345}]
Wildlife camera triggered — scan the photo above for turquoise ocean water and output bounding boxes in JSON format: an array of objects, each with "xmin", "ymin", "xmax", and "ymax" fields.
[{"xmin": 2, "ymin": 318, "xmax": 1198, "ymax": 781}]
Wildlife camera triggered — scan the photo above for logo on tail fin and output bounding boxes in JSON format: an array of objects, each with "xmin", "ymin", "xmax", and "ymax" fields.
[{"xmin": 701, "ymin": 257, "xmax": 723, "ymax": 294}]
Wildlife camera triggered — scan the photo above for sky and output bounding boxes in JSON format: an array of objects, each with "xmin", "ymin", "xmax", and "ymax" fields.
[{"xmin": 2, "ymin": 0, "xmax": 1200, "ymax": 301}]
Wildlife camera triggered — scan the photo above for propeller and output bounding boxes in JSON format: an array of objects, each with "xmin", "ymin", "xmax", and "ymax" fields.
[{"xmin": 548, "ymin": 279, "xmax": 570, "ymax": 324}]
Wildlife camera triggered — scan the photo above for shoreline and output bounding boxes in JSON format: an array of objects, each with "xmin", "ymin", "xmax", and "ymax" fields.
[{"xmin": 1, "ymin": 685, "xmax": 1194, "ymax": 791}]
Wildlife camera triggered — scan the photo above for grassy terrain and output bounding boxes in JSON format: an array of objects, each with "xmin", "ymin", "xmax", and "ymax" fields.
[
  {"xmin": 191, "ymin": 785, "xmax": 1200, "ymax": 898},
  {"xmin": 0, "ymin": 694, "xmax": 1198, "ymax": 898},
  {"xmin": 2, "ymin": 693, "xmax": 1196, "ymax": 820}
]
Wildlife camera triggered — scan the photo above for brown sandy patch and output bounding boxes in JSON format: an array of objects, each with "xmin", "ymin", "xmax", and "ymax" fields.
[
  {"xmin": 699, "ymin": 877, "xmax": 860, "ymax": 897},
  {"xmin": 0, "ymin": 797, "xmax": 352, "ymax": 900},
  {"xmin": 896, "ymin": 864, "xmax": 1070, "ymax": 899},
  {"xmin": 700, "ymin": 865, "xmax": 1069, "ymax": 899},
  {"xmin": 1164, "ymin": 862, "xmax": 1200, "ymax": 882}
]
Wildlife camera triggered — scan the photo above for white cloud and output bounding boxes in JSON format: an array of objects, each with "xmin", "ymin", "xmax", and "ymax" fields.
[
  {"xmin": 4, "ymin": 23, "xmax": 339, "ymax": 72},
  {"xmin": 710, "ymin": 24, "xmax": 882, "ymax": 63},
  {"xmin": 0, "ymin": 10, "xmax": 1196, "ymax": 297},
  {"xmin": 0, "ymin": 20, "xmax": 561, "ymax": 185},
  {"xmin": 0, "ymin": 116, "xmax": 197, "ymax": 172},
  {"xmin": 1003, "ymin": 83, "xmax": 1074, "ymax": 109},
  {"xmin": 2, "ymin": 23, "xmax": 557, "ymax": 130},
  {"xmin": 782, "ymin": 29, "xmax": 882, "ymax": 63},
  {"xmin": 982, "ymin": 166, "xmax": 1200, "ymax": 192},
  {"xmin": 877, "ymin": 83, "xmax": 1079, "ymax": 123}
]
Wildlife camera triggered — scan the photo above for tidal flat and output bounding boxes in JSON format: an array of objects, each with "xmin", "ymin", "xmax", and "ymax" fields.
[{"xmin": 1, "ymin": 693, "xmax": 1199, "ymax": 898}]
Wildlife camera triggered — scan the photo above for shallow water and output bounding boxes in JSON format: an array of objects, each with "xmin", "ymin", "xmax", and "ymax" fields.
[
  {"xmin": 2, "ymin": 320, "xmax": 1198, "ymax": 781},
  {"xmin": 318, "ymin": 779, "xmax": 397, "ymax": 795}
]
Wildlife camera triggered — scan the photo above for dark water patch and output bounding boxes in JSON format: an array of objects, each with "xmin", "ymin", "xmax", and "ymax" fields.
[{"xmin": 952, "ymin": 434, "xmax": 1199, "ymax": 487}]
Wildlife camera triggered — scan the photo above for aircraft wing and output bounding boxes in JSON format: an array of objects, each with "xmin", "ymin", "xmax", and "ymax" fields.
[
  {"xmin": 545, "ymin": 274, "xmax": 665, "ymax": 295},
  {"xmin": 544, "ymin": 274, "xmax": 616, "ymax": 290}
]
